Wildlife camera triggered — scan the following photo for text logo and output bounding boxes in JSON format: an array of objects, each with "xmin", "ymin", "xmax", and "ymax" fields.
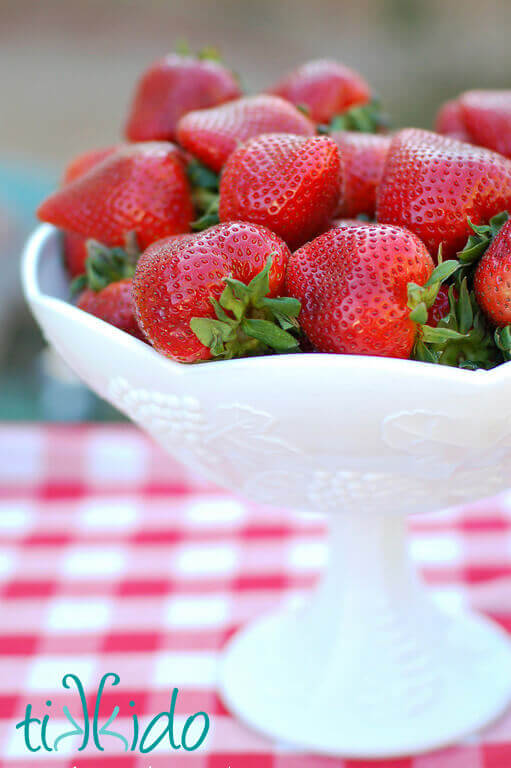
[{"xmin": 16, "ymin": 673, "xmax": 210, "ymax": 754}]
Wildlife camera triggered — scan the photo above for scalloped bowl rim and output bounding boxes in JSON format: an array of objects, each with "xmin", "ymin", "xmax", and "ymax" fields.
[{"xmin": 21, "ymin": 224, "xmax": 511, "ymax": 391}]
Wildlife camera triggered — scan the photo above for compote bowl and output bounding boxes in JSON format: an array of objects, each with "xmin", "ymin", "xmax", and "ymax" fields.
[{"xmin": 22, "ymin": 224, "xmax": 511, "ymax": 758}]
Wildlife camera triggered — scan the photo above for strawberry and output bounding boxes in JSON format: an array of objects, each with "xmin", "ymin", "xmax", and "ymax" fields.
[
  {"xmin": 38, "ymin": 143, "xmax": 194, "ymax": 250},
  {"xmin": 219, "ymin": 133, "xmax": 342, "ymax": 250},
  {"xmin": 474, "ymin": 218, "xmax": 511, "ymax": 326},
  {"xmin": 62, "ymin": 231, "xmax": 90, "ymax": 278},
  {"xmin": 427, "ymin": 285, "xmax": 452, "ymax": 327},
  {"xmin": 78, "ymin": 280, "xmax": 144, "ymax": 340},
  {"xmin": 434, "ymin": 99, "xmax": 470, "ymax": 142},
  {"xmin": 377, "ymin": 129, "xmax": 511, "ymax": 260},
  {"xmin": 286, "ymin": 222, "xmax": 434, "ymax": 358},
  {"xmin": 62, "ymin": 146, "xmax": 117, "ymax": 185},
  {"xmin": 268, "ymin": 59, "xmax": 370, "ymax": 125},
  {"xmin": 61, "ymin": 146, "xmax": 118, "ymax": 277},
  {"xmin": 132, "ymin": 222, "xmax": 299, "ymax": 363},
  {"xmin": 459, "ymin": 91, "xmax": 511, "ymax": 159},
  {"xmin": 125, "ymin": 52, "xmax": 241, "ymax": 143},
  {"xmin": 177, "ymin": 95, "xmax": 315, "ymax": 173},
  {"xmin": 331, "ymin": 131, "xmax": 391, "ymax": 218},
  {"xmin": 436, "ymin": 91, "xmax": 511, "ymax": 158},
  {"xmin": 73, "ymin": 239, "xmax": 144, "ymax": 340}
]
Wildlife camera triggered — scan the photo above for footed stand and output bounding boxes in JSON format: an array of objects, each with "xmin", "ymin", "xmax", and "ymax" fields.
[{"xmin": 221, "ymin": 513, "xmax": 511, "ymax": 757}]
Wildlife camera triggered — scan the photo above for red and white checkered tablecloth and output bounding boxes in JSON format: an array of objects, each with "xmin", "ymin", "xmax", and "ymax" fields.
[{"xmin": 1, "ymin": 424, "xmax": 511, "ymax": 767}]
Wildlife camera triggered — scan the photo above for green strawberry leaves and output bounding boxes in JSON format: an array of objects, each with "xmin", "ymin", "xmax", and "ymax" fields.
[
  {"xmin": 414, "ymin": 281, "xmax": 500, "ymax": 369},
  {"xmin": 496, "ymin": 326, "xmax": 511, "ymax": 362},
  {"xmin": 410, "ymin": 211, "xmax": 511, "ymax": 370},
  {"xmin": 407, "ymin": 247, "xmax": 462, "ymax": 325},
  {"xmin": 322, "ymin": 99, "xmax": 390, "ymax": 134},
  {"xmin": 187, "ymin": 158, "xmax": 221, "ymax": 231},
  {"xmin": 187, "ymin": 158, "xmax": 219, "ymax": 192},
  {"xmin": 175, "ymin": 40, "xmax": 222, "ymax": 63},
  {"xmin": 70, "ymin": 233, "xmax": 140, "ymax": 295},
  {"xmin": 455, "ymin": 211, "xmax": 509, "ymax": 286},
  {"xmin": 190, "ymin": 255, "xmax": 302, "ymax": 360},
  {"xmin": 191, "ymin": 196, "xmax": 220, "ymax": 232}
]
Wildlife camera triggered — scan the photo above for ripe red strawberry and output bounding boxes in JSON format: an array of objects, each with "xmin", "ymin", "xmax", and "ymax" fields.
[
  {"xmin": 177, "ymin": 95, "xmax": 315, "ymax": 173},
  {"xmin": 286, "ymin": 222, "xmax": 434, "ymax": 358},
  {"xmin": 72, "ymin": 238, "xmax": 144, "ymax": 339},
  {"xmin": 125, "ymin": 53, "xmax": 241, "ymax": 143},
  {"xmin": 62, "ymin": 146, "xmax": 117, "ymax": 185},
  {"xmin": 62, "ymin": 231, "xmax": 90, "ymax": 278},
  {"xmin": 61, "ymin": 146, "xmax": 118, "ymax": 277},
  {"xmin": 427, "ymin": 285, "xmax": 452, "ymax": 327},
  {"xmin": 219, "ymin": 133, "xmax": 342, "ymax": 250},
  {"xmin": 434, "ymin": 99, "xmax": 470, "ymax": 142},
  {"xmin": 331, "ymin": 131, "xmax": 391, "ymax": 218},
  {"xmin": 38, "ymin": 143, "xmax": 194, "ymax": 250},
  {"xmin": 474, "ymin": 218, "xmax": 511, "ymax": 326},
  {"xmin": 459, "ymin": 91, "xmax": 511, "ymax": 159},
  {"xmin": 78, "ymin": 279, "xmax": 144, "ymax": 340},
  {"xmin": 268, "ymin": 59, "xmax": 370, "ymax": 124},
  {"xmin": 436, "ymin": 91, "xmax": 511, "ymax": 158},
  {"xmin": 377, "ymin": 129, "xmax": 511, "ymax": 260},
  {"xmin": 132, "ymin": 222, "xmax": 299, "ymax": 363}
]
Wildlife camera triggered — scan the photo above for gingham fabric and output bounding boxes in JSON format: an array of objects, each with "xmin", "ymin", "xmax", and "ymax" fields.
[{"xmin": 1, "ymin": 424, "xmax": 511, "ymax": 767}]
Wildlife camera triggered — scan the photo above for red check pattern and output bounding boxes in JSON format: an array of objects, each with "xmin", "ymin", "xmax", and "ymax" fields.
[{"xmin": 1, "ymin": 424, "xmax": 511, "ymax": 767}]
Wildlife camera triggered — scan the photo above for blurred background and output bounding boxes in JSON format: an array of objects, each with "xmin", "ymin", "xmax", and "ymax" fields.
[{"xmin": 2, "ymin": 0, "xmax": 511, "ymax": 420}]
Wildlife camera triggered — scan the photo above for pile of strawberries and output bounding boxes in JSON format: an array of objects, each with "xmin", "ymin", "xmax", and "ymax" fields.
[{"xmin": 37, "ymin": 49, "xmax": 511, "ymax": 368}]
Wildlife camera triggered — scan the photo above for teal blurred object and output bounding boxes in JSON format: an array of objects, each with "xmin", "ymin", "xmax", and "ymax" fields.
[
  {"xmin": 0, "ymin": 159, "xmax": 123, "ymax": 422},
  {"xmin": 0, "ymin": 157, "xmax": 57, "ymax": 228}
]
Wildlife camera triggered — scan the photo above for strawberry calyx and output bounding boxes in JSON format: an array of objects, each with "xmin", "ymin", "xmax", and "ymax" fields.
[
  {"xmin": 70, "ymin": 233, "xmax": 140, "ymax": 295},
  {"xmin": 187, "ymin": 158, "xmax": 221, "ymax": 231},
  {"xmin": 173, "ymin": 41, "xmax": 242, "ymax": 90},
  {"xmin": 496, "ymin": 326, "xmax": 511, "ymax": 362},
  {"xmin": 408, "ymin": 217, "xmax": 511, "ymax": 369},
  {"xmin": 407, "ymin": 248, "xmax": 462, "ymax": 326},
  {"xmin": 321, "ymin": 99, "xmax": 390, "ymax": 134},
  {"xmin": 191, "ymin": 195, "xmax": 220, "ymax": 231},
  {"xmin": 187, "ymin": 157, "xmax": 220, "ymax": 191},
  {"xmin": 414, "ymin": 279, "xmax": 500, "ymax": 369},
  {"xmin": 174, "ymin": 40, "xmax": 222, "ymax": 63},
  {"xmin": 190, "ymin": 255, "xmax": 302, "ymax": 360},
  {"xmin": 456, "ymin": 210, "xmax": 509, "ymax": 274}
]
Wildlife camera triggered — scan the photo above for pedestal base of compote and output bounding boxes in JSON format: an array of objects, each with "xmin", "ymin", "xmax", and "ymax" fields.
[{"xmin": 221, "ymin": 513, "xmax": 511, "ymax": 757}]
